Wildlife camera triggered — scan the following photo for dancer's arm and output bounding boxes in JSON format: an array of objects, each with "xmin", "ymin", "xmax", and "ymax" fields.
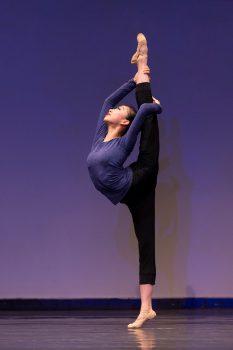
[
  {"xmin": 91, "ymin": 79, "xmax": 136, "ymax": 146},
  {"xmin": 121, "ymin": 102, "xmax": 162, "ymax": 152},
  {"xmin": 104, "ymin": 78, "xmax": 137, "ymax": 107}
]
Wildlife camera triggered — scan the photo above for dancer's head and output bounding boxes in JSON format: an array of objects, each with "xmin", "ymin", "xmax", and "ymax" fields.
[{"xmin": 104, "ymin": 104, "xmax": 137, "ymax": 136}]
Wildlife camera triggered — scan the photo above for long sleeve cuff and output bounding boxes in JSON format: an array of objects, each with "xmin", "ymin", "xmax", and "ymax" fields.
[
  {"xmin": 128, "ymin": 78, "xmax": 137, "ymax": 88},
  {"xmin": 140, "ymin": 102, "xmax": 163, "ymax": 114}
]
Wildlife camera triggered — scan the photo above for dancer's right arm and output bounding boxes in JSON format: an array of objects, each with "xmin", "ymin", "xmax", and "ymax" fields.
[
  {"xmin": 91, "ymin": 79, "xmax": 136, "ymax": 147},
  {"xmin": 121, "ymin": 102, "xmax": 162, "ymax": 152}
]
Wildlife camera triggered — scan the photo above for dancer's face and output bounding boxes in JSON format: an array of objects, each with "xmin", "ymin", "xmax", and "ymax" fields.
[{"xmin": 104, "ymin": 105, "xmax": 130, "ymax": 127}]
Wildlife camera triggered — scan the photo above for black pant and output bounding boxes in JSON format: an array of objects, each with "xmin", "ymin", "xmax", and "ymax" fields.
[{"xmin": 120, "ymin": 82, "xmax": 160, "ymax": 285}]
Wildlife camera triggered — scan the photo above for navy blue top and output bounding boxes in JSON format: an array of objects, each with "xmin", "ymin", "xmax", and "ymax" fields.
[{"xmin": 86, "ymin": 78, "xmax": 162, "ymax": 205}]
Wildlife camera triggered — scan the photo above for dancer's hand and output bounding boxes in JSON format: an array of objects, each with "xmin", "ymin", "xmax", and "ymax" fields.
[
  {"xmin": 133, "ymin": 65, "xmax": 151, "ymax": 82},
  {"xmin": 143, "ymin": 65, "xmax": 150, "ymax": 76},
  {"xmin": 152, "ymin": 96, "xmax": 161, "ymax": 105}
]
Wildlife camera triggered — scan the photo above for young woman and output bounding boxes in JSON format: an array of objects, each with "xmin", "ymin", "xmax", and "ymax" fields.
[{"xmin": 86, "ymin": 33, "xmax": 162, "ymax": 328}]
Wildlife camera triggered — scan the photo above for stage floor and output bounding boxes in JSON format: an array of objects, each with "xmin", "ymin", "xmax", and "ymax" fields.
[{"xmin": 0, "ymin": 309, "xmax": 232, "ymax": 349}]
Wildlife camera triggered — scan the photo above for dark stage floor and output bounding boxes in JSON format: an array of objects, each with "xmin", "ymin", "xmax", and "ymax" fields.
[{"xmin": 0, "ymin": 309, "xmax": 232, "ymax": 349}]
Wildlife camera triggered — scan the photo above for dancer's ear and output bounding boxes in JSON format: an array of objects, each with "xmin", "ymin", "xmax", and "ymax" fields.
[{"xmin": 121, "ymin": 119, "xmax": 130, "ymax": 126}]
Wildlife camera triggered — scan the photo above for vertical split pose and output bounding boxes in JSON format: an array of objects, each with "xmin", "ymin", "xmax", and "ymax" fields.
[{"xmin": 86, "ymin": 33, "xmax": 162, "ymax": 328}]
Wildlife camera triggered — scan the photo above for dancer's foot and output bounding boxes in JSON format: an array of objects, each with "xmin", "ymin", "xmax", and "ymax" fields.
[
  {"xmin": 127, "ymin": 308, "xmax": 156, "ymax": 329},
  {"xmin": 131, "ymin": 33, "xmax": 148, "ymax": 65}
]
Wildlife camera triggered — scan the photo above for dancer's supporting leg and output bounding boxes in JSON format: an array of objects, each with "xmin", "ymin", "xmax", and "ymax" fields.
[
  {"xmin": 127, "ymin": 106, "xmax": 158, "ymax": 328},
  {"xmin": 128, "ymin": 84, "xmax": 158, "ymax": 311},
  {"xmin": 127, "ymin": 189, "xmax": 156, "ymax": 328}
]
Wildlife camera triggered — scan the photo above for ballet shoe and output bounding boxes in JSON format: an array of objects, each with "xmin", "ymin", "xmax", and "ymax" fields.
[
  {"xmin": 131, "ymin": 33, "xmax": 148, "ymax": 64},
  {"xmin": 130, "ymin": 33, "xmax": 147, "ymax": 64},
  {"xmin": 127, "ymin": 308, "xmax": 157, "ymax": 328}
]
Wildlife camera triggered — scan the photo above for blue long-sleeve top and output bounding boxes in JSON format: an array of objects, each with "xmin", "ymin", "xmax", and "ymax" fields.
[{"xmin": 86, "ymin": 78, "xmax": 162, "ymax": 205}]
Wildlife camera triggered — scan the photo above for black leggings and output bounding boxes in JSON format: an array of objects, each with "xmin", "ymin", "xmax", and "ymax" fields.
[{"xmin": 120, "ymin": 82, "xmax": 160, "ymax": 285}]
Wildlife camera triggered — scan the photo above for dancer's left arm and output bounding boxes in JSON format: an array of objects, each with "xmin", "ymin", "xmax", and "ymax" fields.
[
  {"xmin": 121, "ymin": 102, "xmax": 162, "ymax": 152},
  {"xmin": 91, "ymin": 78, "xmax": 136, "ymax": 146}
]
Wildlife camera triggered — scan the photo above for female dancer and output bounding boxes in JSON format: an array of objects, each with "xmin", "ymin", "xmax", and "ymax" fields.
[{"xmin": 86, "ymin": 33, "xmax": 162, "ymax": 328}]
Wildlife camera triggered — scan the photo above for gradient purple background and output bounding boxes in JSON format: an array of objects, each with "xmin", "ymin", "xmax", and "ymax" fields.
[{"xmin": 0, "ymin": 0, "xmax": 232, "ymax": 298}]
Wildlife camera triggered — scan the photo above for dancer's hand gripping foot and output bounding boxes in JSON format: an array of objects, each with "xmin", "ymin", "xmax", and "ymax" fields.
[{"xmin": 133, "ymin": 65, "xmax": 151, "ymax": 83}]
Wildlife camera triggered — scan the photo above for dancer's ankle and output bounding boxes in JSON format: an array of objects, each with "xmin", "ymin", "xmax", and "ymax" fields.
[
  {"xmin": 140, "ymin": 304, "xmax": 152, "ymax": 312},
  {"xmin": 137, "ymin": 55, "xmax": 148, "ymax": 69},
  {"xmin": 135, "ymin": 71, "xmax": 150, "ymax": 84}
]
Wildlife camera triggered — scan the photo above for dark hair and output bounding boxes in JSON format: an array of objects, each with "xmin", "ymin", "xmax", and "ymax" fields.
[{"xmin": 121, "ymin": 104, "xmax": 137, "ymax": 136}]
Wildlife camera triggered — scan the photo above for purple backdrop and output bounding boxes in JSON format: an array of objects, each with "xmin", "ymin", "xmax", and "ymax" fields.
[{"xmin": 0, "ymin": 0, "xmax": 232, "ymax": 298}]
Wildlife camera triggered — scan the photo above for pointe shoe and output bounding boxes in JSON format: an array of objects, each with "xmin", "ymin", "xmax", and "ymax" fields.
[
  {"xmin": 127, "ymin": 308, "xmax": 157, "ymax": 329},
  {"xmin": 131, "ymin": 33, "xmax": 148, "ymax": 64}
]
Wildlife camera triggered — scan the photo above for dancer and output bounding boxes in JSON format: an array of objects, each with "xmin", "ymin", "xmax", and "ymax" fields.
[{"xmin": 86, "ymin": 33, "xmax": 162, "ymax": 328}]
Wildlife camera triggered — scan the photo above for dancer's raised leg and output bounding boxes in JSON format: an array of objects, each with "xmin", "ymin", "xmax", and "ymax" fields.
[{"xmin": 134, "ymin": 34, "xmax": 160, "ymax": 173}]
